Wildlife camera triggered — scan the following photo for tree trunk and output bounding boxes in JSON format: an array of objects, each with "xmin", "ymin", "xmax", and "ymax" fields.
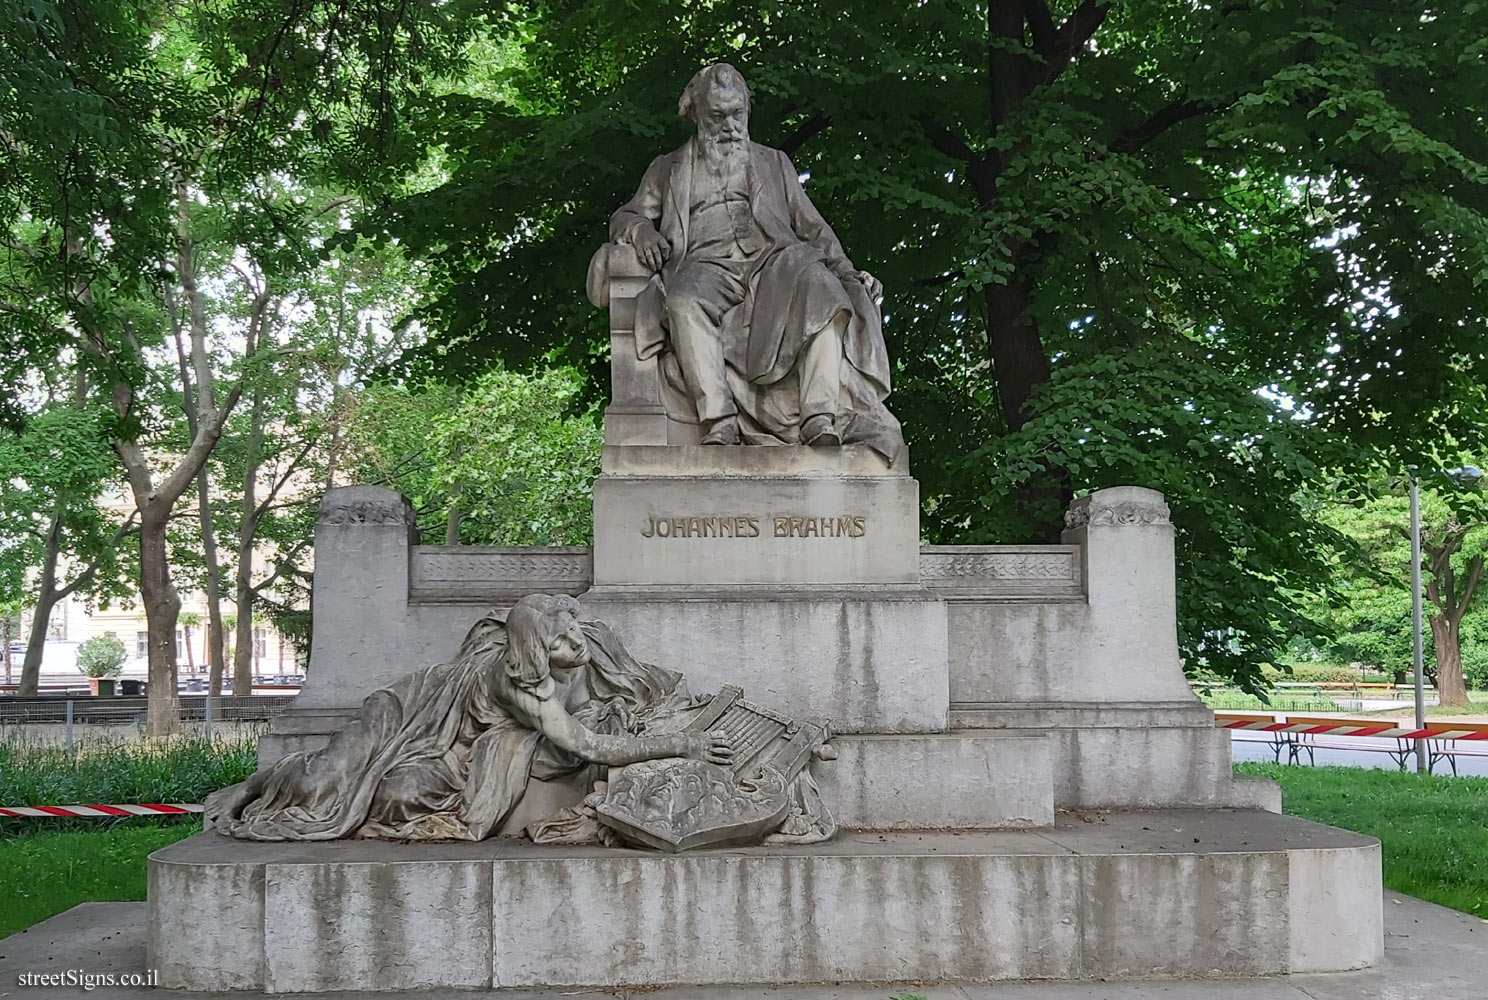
[
  {"xmin": 18, "ymin": 514, "xmax": 64, "ymax": 697},
  {"xmin": 139, "ymin": 508, "xmax": 182, "ymax": 735},
  {"xmin": 199, "ymin": 474, "xmax": 228, "ymax": 695},
  {"xmin": 1430, "ymin": 615, "xmax": 1471, "ymax": 708},
  {"xmin": 983, "ymin": 275, "xmax": 1051, "ymax": 434},
  {"xmin": 232, "ymin": 386, "xmax": 265, "ymax": 697},
  {"xmin": 233, "ymin": 587, "xmax": 255, "ymax": 694},
  {"xmin": 1, "ymin": 615, "xmax": 11, "ymax": 685},
  {"xmin": 183, "ymin": 624, "xmax": 196, "ymax": 672},
  {"xmin": 983, "ymin": 275, "xmax": 1068, "ymax": 541}
]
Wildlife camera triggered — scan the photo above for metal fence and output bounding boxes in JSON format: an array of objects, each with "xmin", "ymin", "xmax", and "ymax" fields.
[{"xmin": 0, "ymin": 695, "xmax": 294, "ymax": 750}]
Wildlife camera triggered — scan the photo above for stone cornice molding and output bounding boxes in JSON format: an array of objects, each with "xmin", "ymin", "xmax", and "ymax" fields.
[{"xmin": 1064, "ymin": 496, "xmax": 1171, "ymax": 530}]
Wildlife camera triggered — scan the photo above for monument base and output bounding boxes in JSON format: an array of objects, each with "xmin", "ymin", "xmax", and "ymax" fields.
[{"xmin": 149, "ymin": 810, "xmax": 1382, "ymax": 993}]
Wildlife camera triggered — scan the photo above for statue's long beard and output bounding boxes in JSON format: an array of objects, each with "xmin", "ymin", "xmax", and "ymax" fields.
[{"xmin": 699, "ymin": 132, "xmax": 748, "ymax": 170}]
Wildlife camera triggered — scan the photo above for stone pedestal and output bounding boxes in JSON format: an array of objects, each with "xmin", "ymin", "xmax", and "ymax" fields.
[
  {"xmin": 149, "ymin": 811, "xmax": 1382, "ymax": 992},
  {"xmin": 215, "ymin": 479, "xmax": 1388, "ymax": 995},
  {"xmin": 592, "ymin": 444, "xmax": 918, "ymax": 587}
]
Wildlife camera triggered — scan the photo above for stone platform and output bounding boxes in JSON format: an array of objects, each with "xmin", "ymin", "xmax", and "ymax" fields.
[{"xmin": 148, "ymin": 810, "xmax": 1381, "ymax": 993}]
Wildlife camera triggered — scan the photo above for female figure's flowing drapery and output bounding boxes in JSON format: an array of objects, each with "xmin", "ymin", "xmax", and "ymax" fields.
[{"xmin": 204, "ymin": 610, "xmax": 698, "ymax": 842}]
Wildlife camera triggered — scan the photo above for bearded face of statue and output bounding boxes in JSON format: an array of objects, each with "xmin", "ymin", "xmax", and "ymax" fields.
[{"xmin": 696, "ymin": 85, "xmax": 749, "ymax": 167}]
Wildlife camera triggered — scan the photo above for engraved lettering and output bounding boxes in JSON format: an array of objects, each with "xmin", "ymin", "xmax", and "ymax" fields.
[{"xmin": 643, "ymin": 514, "xmax": 862, "ymax": 538}]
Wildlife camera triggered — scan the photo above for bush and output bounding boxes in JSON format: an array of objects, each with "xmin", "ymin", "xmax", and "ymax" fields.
[
  {"xmin": 0, "ymin": 734, "xmax": 257, "ymax": 835},
  {"xmin": 75, "ymin": 635, "xmax": 126, "ymax": 679},
  {"xmin": 1263, "ymin": 662, "xmax": 1363, "ymax": 685}
]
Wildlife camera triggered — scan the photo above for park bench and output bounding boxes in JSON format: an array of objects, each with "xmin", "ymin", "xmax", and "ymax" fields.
[
  {"xmin": 1420, "ymin": 721, "xmax": 1488, "ymax": 775},
  {"xmin": 1275, "ymin": 715, "xmax": 1417, "ymax": 770}
]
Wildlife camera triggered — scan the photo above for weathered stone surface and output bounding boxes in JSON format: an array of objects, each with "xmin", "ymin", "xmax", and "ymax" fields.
[
  {"xmin": 951, "ymin": 702, "xmax": 1257, "ymax": 810},
  {"xmin": 591, "ymin": 469, "xmax": 921, "ymax": 587},
  {"xmin": 147, "ymin": 810, "xmax": 1383, "ymax": 991},
  {"xmin": 147, "ymin": 846, "xmax": 263, "ymax": 990},
  {"xmin": 579, "ymin": 589, "xmax": 950, "ymax": 733},
  {"xmin": 821, "ymin": 732, "xmax": 1053, "ymax": 829},
  {"xmin": 264, "ymin": 861, "xmax": 492, "ymax": 992}
]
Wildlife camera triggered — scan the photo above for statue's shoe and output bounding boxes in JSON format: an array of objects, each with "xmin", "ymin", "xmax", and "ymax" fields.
[
  {"xmin": 700, "ymin": 417, "xmax": 741, "ymax": 445},
  {"xmin": 802, "ymin": 414, "xmax": 841, "ymax": 446}
]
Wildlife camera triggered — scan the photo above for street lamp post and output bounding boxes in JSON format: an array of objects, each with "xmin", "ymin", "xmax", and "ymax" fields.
[{"xmin": 1409, "ymin": 478, "xmax": 1426, "ymax": 773}]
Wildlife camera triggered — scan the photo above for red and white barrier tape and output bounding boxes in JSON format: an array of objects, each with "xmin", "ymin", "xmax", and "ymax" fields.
[
  {"xmin": 1218, "ymin": 718, "xmax": 1488, "ymax": 741},
  {"xmin": 0, "ymin": 803, "xmax": 202, "ymax": 818}
]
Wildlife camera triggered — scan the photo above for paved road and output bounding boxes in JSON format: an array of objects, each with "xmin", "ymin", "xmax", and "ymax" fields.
[{"xmin": 1230, "ymin": 732, "xmax": 1488, "ymax": 777}]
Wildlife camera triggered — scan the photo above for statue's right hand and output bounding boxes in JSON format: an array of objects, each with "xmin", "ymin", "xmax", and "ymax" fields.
[
  {"xmin": 631, "ymin": 228, "xmax": 670, "ymax": 272},
  {"xmin": 685, "ymin": 730, "xmax": 737, "ymax": 767}
]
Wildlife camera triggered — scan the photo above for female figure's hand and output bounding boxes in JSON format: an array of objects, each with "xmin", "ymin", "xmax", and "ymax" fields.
[{"xmin": 687, "ymin": 729, "xmax": 737, "ymax": 767}]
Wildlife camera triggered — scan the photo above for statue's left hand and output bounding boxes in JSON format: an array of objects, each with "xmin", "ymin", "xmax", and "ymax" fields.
[{"xmin": 851, "ymin": 270, "xmax": 883, "ymax": 305}]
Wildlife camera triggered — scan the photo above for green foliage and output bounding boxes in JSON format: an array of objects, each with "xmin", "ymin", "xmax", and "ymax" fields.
[
  {"xmin": 0, "ymin": 734, "xmax": 258, "ymax": 820},
  {"xmin": 358, "ymin": 0, "xmax": 1488, "ymax": 686},
  {"xmin": 74, "ymin": 635, "xmax": 126, "ymax": 679},
  {"xmin": 1306, "ymin": 477, "xmax": 1488, "ymax": 690},
  {"xmin": 1199, "ymin": 689, "xmax": 1342, "ymax": 714},
  {"xmin": 1262, "ymin": 663, "xmax": 1371, "ymax": 685},
  {"xmin": 937, "ymin": 344, "xmax": 1346, "ymax": 692},
  {"xmin": 1238, "ymin": 763, "xmax": 1488, "ymax": 915},
  {"xmin": 0, "ymin": 404, "xmax": 132, "ymax": 614},
  {"xmin": 344, "ymin": 366, "xmax": 602, "ymax": 544}
]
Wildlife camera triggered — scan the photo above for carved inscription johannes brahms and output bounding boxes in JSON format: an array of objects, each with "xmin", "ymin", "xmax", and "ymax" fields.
[{"xmin": 641, "ymin": 515, "xmax": 867, "ymax": 538}]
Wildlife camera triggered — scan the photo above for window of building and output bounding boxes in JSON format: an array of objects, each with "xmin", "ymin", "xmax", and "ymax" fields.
[
  {"xmin": 253, "ymin": 627, "xmax": 268, "ymax": 660},
  {"xmin": 174, "ymin": 629, "xmax": 184, "ymax": 658},
  {"xmin": 136, "ymin": 632, "xmax": 149, "ymax": 658}
]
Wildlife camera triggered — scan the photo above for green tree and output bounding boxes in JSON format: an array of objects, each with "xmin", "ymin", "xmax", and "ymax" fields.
[
  {"xmin": 343, "ymin": 366, "xmax": 602, "ymax": 545},
  {"xmin": 1, "ymin": 0, "xmax": 469, "ymax": 729},
  {"xmin": 362, "ymin": 0, "xmax": 1488, "ymax": 688},
  {"xmin": 1313, "ymin": 474, "xmax": 1488, "ymax": 707},
  {"xmin": 0, "ymin": 405, "xmax": 135, "ymax": 696}
]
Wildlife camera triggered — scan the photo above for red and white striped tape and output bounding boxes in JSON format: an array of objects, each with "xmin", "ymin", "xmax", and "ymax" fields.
[
  {"xmin": 1218, "ymin": 717, "xmax": 1488, "ymax": 741},
  {"xmin": 0, "ymin": 803, "xmax": 202, "ymax": 818}
]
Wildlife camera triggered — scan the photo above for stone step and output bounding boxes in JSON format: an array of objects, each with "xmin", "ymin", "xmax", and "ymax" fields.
[
  {"xmin": 148, "ymin": 810, "xmax": 1382, "ymax": 992},
  {"xmin": 824, "ymin": 732, "xmax": 1051, "ymax": 830}
]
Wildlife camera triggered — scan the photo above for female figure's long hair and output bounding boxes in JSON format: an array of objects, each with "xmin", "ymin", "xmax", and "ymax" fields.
[{"xmin": 501, "ymin": 593, "xmax": 582, "ymax": 692}]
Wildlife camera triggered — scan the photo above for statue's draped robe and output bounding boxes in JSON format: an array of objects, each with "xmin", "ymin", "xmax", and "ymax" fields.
[
  {"xmin": 609, "ymin": 140, "xmax": 904, "ymax": 461},
  {"xmin": 204, "ymin": 618, "xmax": 696, "ymax": 841}
]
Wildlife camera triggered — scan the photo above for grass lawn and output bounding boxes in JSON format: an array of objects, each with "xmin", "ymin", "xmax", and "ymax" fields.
[
  {"xmin": 0, "ymin": 821, "xmax": 199, "ymax": 939},
  {"xmin": 1237, "ymin": 762, "xmax": 1488, "ymax": 916}
]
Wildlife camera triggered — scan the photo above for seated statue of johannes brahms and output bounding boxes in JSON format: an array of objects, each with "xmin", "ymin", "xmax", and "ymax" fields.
[{"xmin": 602, "ymin": 62, "xmax": 905, "ymax": 461}]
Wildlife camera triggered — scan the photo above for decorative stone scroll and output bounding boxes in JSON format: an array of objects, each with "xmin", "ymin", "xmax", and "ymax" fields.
[
  {"xmin": 408, "ymin": 547, "xmax": 592, "ymax": 602},
  {"xmin": 919, "ymin": 546, "xmax": 1084, "ymax": 601},
  {"xmin": 317, "ymin": 497, "xmax": 417, "ymax": 527},
  {"xmin": 1064, "ymin": 495, "xmax": 1172, "ymax": 530}
]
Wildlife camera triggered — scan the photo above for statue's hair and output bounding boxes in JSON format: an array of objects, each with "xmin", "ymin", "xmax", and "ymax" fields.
[
  {"xmin": 678, "ymin": 62, "xmax": 751, "ymax": 123},
  {"xmin": 501, "ymin": 593, "xmax": 582, "ymax": 692}
]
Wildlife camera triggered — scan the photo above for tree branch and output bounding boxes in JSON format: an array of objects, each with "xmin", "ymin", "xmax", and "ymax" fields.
[
  {"xmin": 1041, "ymin": 0, "xmax": 1111, "ymax": 85},
  {"xmin": 1455, "ymin": 555, "xmax": 1486, "ymax": 626},
  {"xmin": 1112, "ymin": 97, "xmax": 1230, "ymax": 154},
  {"xmin": 780, "ymin": 111, "xmax": 832, "ymax": 157},
  {"xmin": 54, "ymin": 511, "xmax": 140, "ymax": 601},
  {"xmin": 1024, "ymin": 0, "xmax": 1056, "ymax": 50},
  {"xmin": 918, "ymin": 115, "xmax": 977, "ymax": 164}
]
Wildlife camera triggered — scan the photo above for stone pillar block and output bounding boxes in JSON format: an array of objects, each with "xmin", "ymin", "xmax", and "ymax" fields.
[
  {"xmin": 297, "ymin": 486, "xmax": 416, "ymax": 710},
  {"xmin": 1061, "ymin": 485, "xmax": 1193, "ymax": 703}
]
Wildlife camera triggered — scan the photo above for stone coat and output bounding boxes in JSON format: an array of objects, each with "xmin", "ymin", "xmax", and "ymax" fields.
[{"xmin": 610, "ymin": 141, "xmax": 896, "ymax": 441}]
